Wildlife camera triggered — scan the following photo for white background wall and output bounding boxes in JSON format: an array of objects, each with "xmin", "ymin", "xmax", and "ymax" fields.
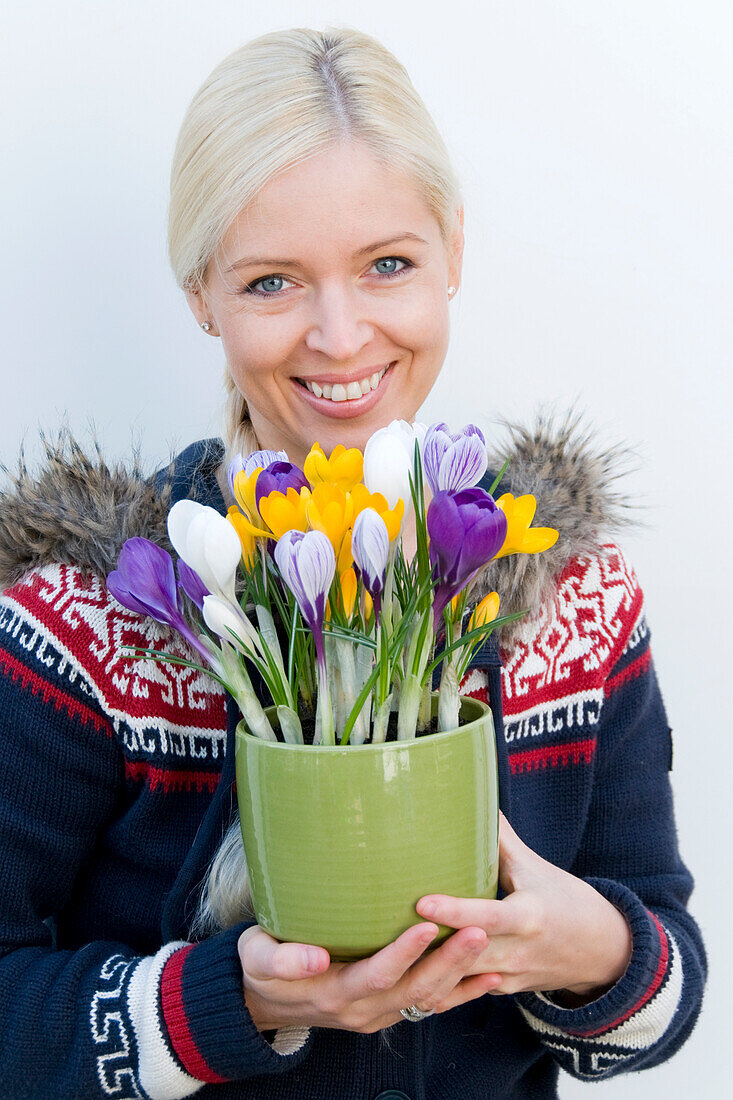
[{"xmin": 1, "ymin": 2, "xmax": 730, "ymax": 1095}]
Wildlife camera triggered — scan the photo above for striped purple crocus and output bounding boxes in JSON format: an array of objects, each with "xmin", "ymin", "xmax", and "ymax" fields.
[
  {"xmin": 423, "ymin": 422, "xmax": 488, "ymax": 495},
  {"xmin": 351, "ymin": 508, "xmax": 389, "ymax": 622},
  {"xmin": 427, "ymin": 487, "xmax": 508, "ymax": 624},
  {"xmin": 273, "ymin": 529, "xmax": 335, "ymax": 667},
  {"xmin": 274, "ymin": 529, "xmax": 336, "ymax": 744}
]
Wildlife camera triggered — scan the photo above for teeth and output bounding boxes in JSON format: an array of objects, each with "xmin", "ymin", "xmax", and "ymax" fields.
[{"xmin": 302, "ymin": 365, "xmax": 389, "ymax": 401}]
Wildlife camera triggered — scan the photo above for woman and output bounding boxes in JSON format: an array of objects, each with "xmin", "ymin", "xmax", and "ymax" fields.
[{"xmin": 0, "ymin": 25, "xmax": 705, "ymax": 1099}]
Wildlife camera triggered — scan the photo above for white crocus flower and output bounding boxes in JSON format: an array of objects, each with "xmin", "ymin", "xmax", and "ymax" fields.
[
  {"xmin": 362, "ymin": 419, "xmax": 428, "ymax": 513},
  {"xmin": 168, "ymin": 499, "xmax": 241, "ymax": 605},
  {"xmin": 202, "ymin": 594, "xmax": 262, "ymax": 659}
]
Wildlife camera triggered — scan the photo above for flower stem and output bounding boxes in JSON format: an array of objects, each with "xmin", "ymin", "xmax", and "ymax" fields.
[
  {"xmin": 397, "ymin": 673, "xmax": 422, "ymax": 739},
  {"xmin": 437, "ymin": 659, "xmax": 460, "ymax": 732},
  {"xmin": 371, "ymin": 693, "xmax": 393, "ymax": 743}
]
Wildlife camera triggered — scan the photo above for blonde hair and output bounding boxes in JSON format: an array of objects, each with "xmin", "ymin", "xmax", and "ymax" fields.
[
  {"xmin": 168, "ymin": 24, "xmax": 462, "ymax": 470},
  {"xmin": 168, "ymin": 25, "xmax": 462, "ymax": 934}
]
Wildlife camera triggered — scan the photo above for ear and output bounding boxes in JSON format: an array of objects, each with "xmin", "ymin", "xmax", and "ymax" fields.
[
  {"xmin": 185, "ymin": 287, "xmax": 219, "ymax": 336},
  {"xmin": 447, "ymin": 205, "xmax": 465, "ymax": 292}
]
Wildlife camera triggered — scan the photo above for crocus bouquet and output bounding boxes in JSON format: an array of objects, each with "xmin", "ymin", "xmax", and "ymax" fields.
[{"xmin": 108, "ymin": 421, "xmax": 558, "ymax": 746}]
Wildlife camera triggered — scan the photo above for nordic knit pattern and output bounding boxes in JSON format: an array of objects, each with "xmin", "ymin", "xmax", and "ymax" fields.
[{"xmin": 0, "ymin": 452, "xmax": 705, "ymax": 1098}]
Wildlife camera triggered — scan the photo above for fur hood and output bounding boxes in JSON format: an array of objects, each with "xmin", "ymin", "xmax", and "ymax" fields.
[{"xmin": 0, "ymin": 413, "xmax": 638, "ymax": 645}]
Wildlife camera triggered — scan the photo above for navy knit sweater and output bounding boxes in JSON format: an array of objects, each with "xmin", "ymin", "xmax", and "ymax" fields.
[{"xmin": 0, "ymin": 439, "xmax": 706, "ymax": 1099}]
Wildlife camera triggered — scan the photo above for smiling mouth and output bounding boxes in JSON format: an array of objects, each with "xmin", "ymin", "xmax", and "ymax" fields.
[{"xmin": 296, "ymin": 363, "xmax": 394, "ymax": 402}]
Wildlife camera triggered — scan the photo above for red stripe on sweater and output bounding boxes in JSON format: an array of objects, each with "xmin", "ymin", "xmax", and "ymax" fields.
[
  {"xmin": 125, "ymin": 760, "xmax": 220, "ymax": 794},
  {"xmin": 461, "ymin": 685, "xmax": 489, "ymax": 704},
  {"xmin": 569, "ymin": 912, "xmax": 669, "ymax": 1038},
  {"xmin": 0, "ymin": 646, "xmax": 112, "ymax": 735},
  {"xmin": 509, "ymin": 739, "xmax": 596, "ymax": 774},
  {"xmin": 604, "ymin": 650, "xmax": 652, "ymax": 697},
  {"xmin": 160, "ymin": 946, "xmax": 228, "ymax": 1084}
]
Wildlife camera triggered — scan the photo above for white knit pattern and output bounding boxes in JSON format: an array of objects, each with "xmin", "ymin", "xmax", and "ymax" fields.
[
  {"xmin": 517, "ymin": 927, "xmax": 683, "ymax": 1076},
  {"xmin": 126, "ymin": 943, "xmax": 203, "ymax": 1099}
]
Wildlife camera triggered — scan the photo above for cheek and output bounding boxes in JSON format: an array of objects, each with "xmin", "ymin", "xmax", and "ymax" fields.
[
  {"xmin": 219, "ymin": 319, "xmax": 293, "ymax": 396},
  {"xmin": 404, "ymin": 297, "xmax": 450, "ymax": 379},
  {"xmin": 400, "ymin": 283, "xmax": 449, "ymax": 348}
]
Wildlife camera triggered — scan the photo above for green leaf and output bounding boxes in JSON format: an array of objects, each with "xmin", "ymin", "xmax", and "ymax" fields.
[
  {"xmin": 120, "ymin": 647, "xmax": 225, "ymax": 685},
  {"xmin": 489, "ymin": 457, "xmax": 511, "ymax": 496}
]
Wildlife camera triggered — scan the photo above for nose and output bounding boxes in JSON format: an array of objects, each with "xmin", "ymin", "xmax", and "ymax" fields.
[{"xmin": 304, "ymin": 282, "xmax": 375, "ymax": 361}]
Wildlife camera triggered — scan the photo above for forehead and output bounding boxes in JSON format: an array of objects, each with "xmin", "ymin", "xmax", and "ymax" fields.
[{"xmin": 220, "ymin": 141, "xmax": 441, "ymax": 261}]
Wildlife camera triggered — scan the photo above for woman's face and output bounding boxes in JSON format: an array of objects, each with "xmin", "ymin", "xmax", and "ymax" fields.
[{"xmin": 188, "ymin": 140, "xmax": 464, "ymax": 469}]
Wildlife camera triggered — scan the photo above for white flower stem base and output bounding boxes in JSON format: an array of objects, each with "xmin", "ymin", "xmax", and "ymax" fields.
[
  {"xmin": 437, "ymin": 660, "xmax": 460, "ymax": 732},
  {"xmin": 397, "ymin": 673, "xmax": 422, "ymax": 740},
  {"xmin": 371, "ymin": 693, "xmax": 393, "ymax": 743}
]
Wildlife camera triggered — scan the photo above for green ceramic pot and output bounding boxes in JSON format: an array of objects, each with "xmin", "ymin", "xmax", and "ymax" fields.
[{"xmin": 235, "ymin": 692, "xmax": 498, "ymax": 961}]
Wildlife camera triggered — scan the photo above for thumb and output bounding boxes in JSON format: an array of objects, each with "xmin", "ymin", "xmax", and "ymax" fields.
[
  {"xmin": 238, "ymin": 926, "xmax": 330, "ymax": 982},
  {"xmin": 497, "ymin": 811, "xmax": 532, "ymax": 892}
]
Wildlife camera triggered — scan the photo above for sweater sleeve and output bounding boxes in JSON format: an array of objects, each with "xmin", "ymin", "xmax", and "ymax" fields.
[
  {"xmin": 513, "ymin": 595, "xmax": 707, "ymax": 1080},
  {"xmin": 0, "ymin": 574, "xmax": 313, "ymax": 1099}
]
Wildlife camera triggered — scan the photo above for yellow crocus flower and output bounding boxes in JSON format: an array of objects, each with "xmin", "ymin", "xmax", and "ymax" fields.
[
  {"xmin": 226, "ymin": 506, "xmax": 263, "ymax": 569},
  {"xmin": 348, "ymin": 483, "xmax": 405, "ymax": 543},
  {"xmin": 258, "ymin": 487, "xmax": 311, "ymax": 539},
  {"xmin": 232, "ymin": 469, "xmax": 266, "ymax": 530},
  {"xmin": 306, "ymin": 483, "xmax": 355, "ymax": 573},
  {"xmin": 304, "ymin": 441, "xmax": 364, "ymax": 492},
  {"xmin": 338, "ymin": 567, "xmax": 358, "ymax": 618},
  {"xmin": 468, "ymin": 592, "xmax": 501, "ymax": 631},
  {"xmin": 361, "ymin": 587, "xmax": 374, "ymax": 625},
  {"xmin": 494, "ymin": 494, "xmax": 559, "ymax": 559}
]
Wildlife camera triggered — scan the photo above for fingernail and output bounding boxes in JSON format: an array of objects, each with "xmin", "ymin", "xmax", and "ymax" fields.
[{"xmin": 420, "ymin": 901, "xmax": 437, "ymax": 917}]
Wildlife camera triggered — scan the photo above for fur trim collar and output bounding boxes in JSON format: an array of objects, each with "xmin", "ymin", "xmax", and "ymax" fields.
[{"xmin": 0, "ymin": 414, "xmax": 638, "ymax": 644}]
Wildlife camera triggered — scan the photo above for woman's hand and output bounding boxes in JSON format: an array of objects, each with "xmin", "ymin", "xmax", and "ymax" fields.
[
  {"xmin": 238, "ymin": 920, "xmax": 499, "ymax": 1034},
  {"xmin": 415, "ymin": 812, "xmax": 633, "ymax": 1002}
]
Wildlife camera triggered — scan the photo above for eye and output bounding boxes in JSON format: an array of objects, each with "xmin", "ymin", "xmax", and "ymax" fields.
[
  {"xmin": 372, "ymin": 256, "xmax": 413, "ymax": 279},
  {"xmin": 242, "ymin": 274, "xmax": 295, "ymax": 297}
]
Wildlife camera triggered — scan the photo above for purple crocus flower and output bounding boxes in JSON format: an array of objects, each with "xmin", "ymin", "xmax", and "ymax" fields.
[
  {"xmin": 177, "ymin": 559, "xmax": 209, "ymax": 611},
  {"xmin": 107, "ymin": 537, "xmax": 217, "ymax": 669},
  {"xmin": 351, "ymin": 508, "xmax": 389, "ymax": 621},
  {"xmin": 274, "ymin": 529, "xmax": 335, "ymax": 667},
  {"xmin": 423, "ymin": 422, "xmax": 488, "ymax": 495},
  {"xmin": 427, "ymin": 487, "xmax": 508, "ymax": 623},
  {"xmin": 255, "ymin": 461, "xmax": 310, "ymax": 510},
  {"xmin": 227, "ymin": 449, "xmax": 288, "ymax": 496}
]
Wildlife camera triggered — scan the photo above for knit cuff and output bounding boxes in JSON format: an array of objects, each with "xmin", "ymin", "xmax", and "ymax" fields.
[
  {"xmin": 515, "ymin": 878, "xmax": 682, "ymax": 1051},
  {"xmin": 159, "ymin": 925, "xmax": 313, "ymax": 1084}
]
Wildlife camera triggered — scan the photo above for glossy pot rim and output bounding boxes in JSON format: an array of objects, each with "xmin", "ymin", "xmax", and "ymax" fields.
[{"xmin": 235, "ymin": 692, "xmax": 492, "ymax": 755}]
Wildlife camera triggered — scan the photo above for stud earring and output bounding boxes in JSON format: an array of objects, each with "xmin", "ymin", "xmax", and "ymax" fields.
[
  {"xmin": 200, "ymin": 321, "xmax": 212, "ymax": 332},
  {"xmin": 448, "ymin": 286, "xmax": 457, "ymax": 299}
]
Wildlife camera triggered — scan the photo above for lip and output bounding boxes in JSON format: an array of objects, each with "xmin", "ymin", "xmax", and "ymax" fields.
[
  {"xmin": 296, "ymin": 363, "xmax": 395, "ymax": 388},
  {"xmin": 292, "ymin": 362, "xmax": 396, "ymax": 419}
]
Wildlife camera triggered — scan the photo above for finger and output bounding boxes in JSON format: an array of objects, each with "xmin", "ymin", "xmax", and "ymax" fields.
[
  {"xmin": 340, "ymin": 922, "xmax": 439, "ymax": 1001},
  {"xmin": 239, "ymin": 927, "xmax": 331, "ymax": 983},
  {"xmin": 415, "ymin": 893, "xmax": 517, "ymax": 934},
  {"xmin": 429, "ymin": 970, "xmax": 502, "ymax": 1014},
  {"xmin": 399, "ymin": 926, "xmax": 489, "ymax": 1012}
]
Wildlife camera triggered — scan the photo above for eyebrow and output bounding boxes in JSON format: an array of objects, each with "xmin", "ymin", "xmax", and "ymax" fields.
[{"xmin": 224, "ymin": 233, "xmax": 430, "ymax": 272}]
